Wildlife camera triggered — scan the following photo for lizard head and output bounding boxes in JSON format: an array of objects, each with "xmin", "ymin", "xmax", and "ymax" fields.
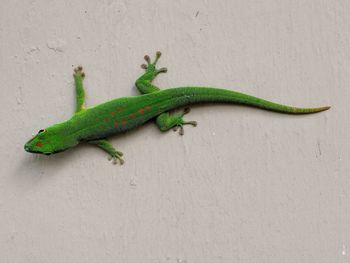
[{"xmin": 24, "ymin": 123, "xmax": 79, "ymax": 155}]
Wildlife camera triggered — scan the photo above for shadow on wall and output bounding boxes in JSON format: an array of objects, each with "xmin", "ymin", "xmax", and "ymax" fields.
[{"xmin": 11, "ymin": 144, "xmax": 91, "ymax": 191}]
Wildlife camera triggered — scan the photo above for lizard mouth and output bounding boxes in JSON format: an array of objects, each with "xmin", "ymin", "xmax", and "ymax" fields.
[
  {"xmin": 24, "ymin": 144, "xmax": 51, "ymax": 155},
  {"xmin": 24, "ymin": 148, "xmax": 56, "ymax": 155},
  {"xmin": 24, "ymin": 146, "xmax": 45, "ymax": 154},
  {"xmin": 24, "ymin": 144, "xmax": 64, "ymax": 155}
]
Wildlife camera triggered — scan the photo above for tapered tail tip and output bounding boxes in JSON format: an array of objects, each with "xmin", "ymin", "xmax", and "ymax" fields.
[
  {"xmin": 321, "ymin": 106, "xmax": 331, "ymax": 111},
  {"xmin": 292, "ymin": 105, "xmax": 331, "ymax": 114},
  {"xmin": 313, "ymin": 105, "xmax": 331, "ymax": 113}
]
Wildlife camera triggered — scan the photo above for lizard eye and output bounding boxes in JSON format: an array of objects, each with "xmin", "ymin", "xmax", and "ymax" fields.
[{"xmin": 38, "ymin": 129, "xmax": 46, "ymax": 134}]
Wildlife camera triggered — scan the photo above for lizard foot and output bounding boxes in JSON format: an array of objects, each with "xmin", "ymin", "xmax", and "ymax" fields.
[
  {"xmin": 108, "ymin": 151, "xmax": 124, "ymax": 165},
  {"xmin": 172, "ymin": 108, "xmax": 198, "ymax": 136},
  {"xmin": 140, "ymin": 51, "xmax": 167, "ymax": 75},
  {"xmin": 73, "ymin": 65, "xmax": 85, "ymax": 78}
]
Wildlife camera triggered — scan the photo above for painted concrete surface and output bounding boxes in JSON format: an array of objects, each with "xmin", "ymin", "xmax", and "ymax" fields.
[{"xmin": 0, "ymin": 1, "xmax": 349, "ymax": 262}]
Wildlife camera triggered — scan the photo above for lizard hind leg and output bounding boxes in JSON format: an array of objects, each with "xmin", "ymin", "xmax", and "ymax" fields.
[
  {"xmin": 141, "ymin": 51, "xmax": 168, "ymax": 76},
  {"xmin": 135, "ymin": 51, "xmax": 167, "ymax": 94},
  {"xmin": 156, "ymin": 108, "xmax": 197, "ymax": 136}
]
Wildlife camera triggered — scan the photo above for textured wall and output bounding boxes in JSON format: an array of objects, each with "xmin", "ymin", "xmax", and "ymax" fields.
[{"xmin": 1, "ymin": 1, "xmax": 349, "ymax": 262}]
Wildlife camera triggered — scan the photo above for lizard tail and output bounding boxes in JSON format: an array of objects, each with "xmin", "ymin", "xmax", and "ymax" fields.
[{"xmin": 161, "ymin": 87, "xmax": 330, "ymax": 114}]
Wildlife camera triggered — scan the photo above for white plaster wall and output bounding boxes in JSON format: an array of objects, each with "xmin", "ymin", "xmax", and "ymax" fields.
[{"xmin": 1, "ymin": 1, "xmax": 349, "ymax": 262}]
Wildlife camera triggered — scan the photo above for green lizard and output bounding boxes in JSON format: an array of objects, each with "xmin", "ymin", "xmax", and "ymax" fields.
[{"xmin": 24, "ymin": 51, "xmax": 330, "ymax": 164}]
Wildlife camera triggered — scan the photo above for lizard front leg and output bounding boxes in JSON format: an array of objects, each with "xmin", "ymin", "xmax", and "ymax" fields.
[
  {"xmin": 73, "ymin": 66, "xmax": 86, "ymax": 112},
  {"xmin": 88, "ymin": 139, "xmax": 124, "ymax": 165}
]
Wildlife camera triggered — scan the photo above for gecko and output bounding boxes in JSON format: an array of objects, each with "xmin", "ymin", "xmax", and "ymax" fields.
[{"xmin": 24, "ymin": 51, "xmax": 330, "ymax": 164}]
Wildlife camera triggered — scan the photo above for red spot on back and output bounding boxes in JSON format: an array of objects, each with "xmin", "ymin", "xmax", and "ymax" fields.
[
  {"xmin": 129, "ymin": 113, "xmax": 136, "ymax": 119},
  {"xmin": 114, "ymin": 121, "xmax": 119, "ymax": 126},
  {"xmin": 138, "ymin": 108, "xmax": 144, "ymax": 114},
  {"xmin": 110, "ymin": 111, "xmax": 115, "ymax": 116},
  {"xmin": 36, "ymin": 141, "xmax": 43, "ymax": 147},
  {"xmin": 121, "ymin": 118, "xmax": 127, "ymax": 125},
  {"xmin": 116, "ymin": 107, "xmax": 123, "ymax": 113},
  {"xmin": 145, "ymin": 105, "xmax": 151, "ymax": 111}
]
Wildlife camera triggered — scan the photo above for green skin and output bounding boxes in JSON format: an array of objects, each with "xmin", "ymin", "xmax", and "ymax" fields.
[{"xmin": 24, "ymin": 51, "xmax": 330, "ymax": 164}]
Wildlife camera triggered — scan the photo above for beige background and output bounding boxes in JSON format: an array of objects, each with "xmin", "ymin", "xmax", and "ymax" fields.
[{"xmin": 0, "ymin": 1, "xmax": 349, "ymax": 262}]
